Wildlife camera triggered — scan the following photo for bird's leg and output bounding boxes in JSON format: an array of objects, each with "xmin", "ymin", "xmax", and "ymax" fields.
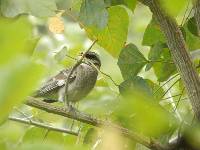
[{"xmin": 69, "ymin": 102, "xmax": 77, "ymax": 130}]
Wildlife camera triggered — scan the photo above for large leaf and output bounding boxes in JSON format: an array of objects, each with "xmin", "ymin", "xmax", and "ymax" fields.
[
  {"xmin": 1, "ymin": 0, "xmax": 57, "ymax": 18},
  {"xmin": 0, "ymin": 16, "xmax": 37, "ymax": 66},
  {"xmin": 117, "ymin": 43, "xmax": 147, "ymax": 80},
  {"xmin": 85, "ymin": 6, "xmax": 129, "ymax": 57},
  {"xmin": 0, "ymin": 57, "xmax": 45, "ymax": 123},
  {"xmin": 160, "ymin": 0, "xmax": 188, "ymax": 17},
  {"xmin": 105, "ymin": 0, "xmax": 137, "ymax": 11},
  {"xmin": 142, "ymin": 17, "xmax": 165, "ymax": 46},
  {"xmin": 79, "ymin": 0, "xmax": 108, "ymax": 29}
]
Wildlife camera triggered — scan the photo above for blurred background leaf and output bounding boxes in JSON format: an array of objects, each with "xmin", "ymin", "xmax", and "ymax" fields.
[
  {"xmin": 1, "ymin": 0, "xmax": 57, "ymax": 18},
  {"xmin": 0, "ymin": 57, "xmax": 45, "ymax": 123}
]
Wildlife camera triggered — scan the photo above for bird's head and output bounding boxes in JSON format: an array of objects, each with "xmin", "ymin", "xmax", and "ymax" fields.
[{"xmin": 80, "ymin": 51, "xmax": 101, "ymax": 69}]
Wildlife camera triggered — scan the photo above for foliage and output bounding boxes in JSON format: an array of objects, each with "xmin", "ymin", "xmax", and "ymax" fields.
[{"xmin": 0, "ymin": 0, "xmax": 200, "ymax": 150}]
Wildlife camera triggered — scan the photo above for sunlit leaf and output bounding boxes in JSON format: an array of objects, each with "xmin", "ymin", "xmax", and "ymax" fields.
[
  {"xmin": 79, "ymin": 0, "xmax": 108, "ymax": 29},
  {"xmin": 0, "ymin": 57, "xmax": 45, "ymax": 123},
  {"xmin": 142, "ymin": 17, "xmax": 165, "ymax": 46},
  {"xmin": 1, "ymin": 0, "xmax": 57, "ymax": 18},
  {"xmin": 85, "ymin": 6, "xmax": 129, "ymax": 57},
  {"xmin": 0, "ymin": 16, "xmax": 35, "ymax": 66},
  {"xmin": 118, "ymin": 43, "xmax": 147, "ymax": 79},
  {"xmin": 160, "ymin": 0, "xmax": 188, "ymax": 17}
]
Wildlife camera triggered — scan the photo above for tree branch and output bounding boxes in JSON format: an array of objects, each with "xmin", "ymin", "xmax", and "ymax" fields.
[
  {"xmin": 9, "ymin": 116, "xmax": 78, "ymax": 136},
  {"xmin": 139, "ymin": 0, "xmax": 200, "ymax": 120},
  {"xmin": 25, "ymin": 96, "xmax": 169, "ymax": 150}
]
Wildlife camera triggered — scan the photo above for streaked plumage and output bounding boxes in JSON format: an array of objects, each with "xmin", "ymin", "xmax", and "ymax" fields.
[{"xmin": 34, "ymin": 52, "xmax": 101, "ymax": 103}]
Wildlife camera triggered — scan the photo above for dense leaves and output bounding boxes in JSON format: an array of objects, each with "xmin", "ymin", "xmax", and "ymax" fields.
[{"xmin": 118, "ymin": 43, "xmax": 147, "ymax": 79}]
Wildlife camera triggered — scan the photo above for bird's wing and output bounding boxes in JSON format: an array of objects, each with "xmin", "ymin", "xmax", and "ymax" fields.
[{"xmin": 36, "ymin": 68, "xmax": 76, "ymax": 96}]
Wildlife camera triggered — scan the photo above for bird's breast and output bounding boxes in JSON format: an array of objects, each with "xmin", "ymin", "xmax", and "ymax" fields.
[{"xmin": 67, "ymin": 64, "xmax": 98, "ymax": 102}]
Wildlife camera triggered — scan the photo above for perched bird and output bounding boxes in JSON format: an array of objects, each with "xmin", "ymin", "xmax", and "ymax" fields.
[{"xmin": 34, "ymin": 51, "xmax": 101, "ymax": 104}]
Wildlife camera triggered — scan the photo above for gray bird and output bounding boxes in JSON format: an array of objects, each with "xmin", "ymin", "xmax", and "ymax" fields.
[{"xmin": 34, "ymin": 51, "xmax": 101, "ymax": 104}]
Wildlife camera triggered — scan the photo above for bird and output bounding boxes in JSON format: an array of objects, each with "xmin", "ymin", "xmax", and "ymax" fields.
[{"xmin": 33, "ymin": 51, "xmax": 101, "ymax": 105}]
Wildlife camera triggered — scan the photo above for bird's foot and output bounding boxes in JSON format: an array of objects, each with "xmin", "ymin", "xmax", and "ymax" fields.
[{"xmin": 43, "ymin": 98, "xmax": 58, "ymax": 103}]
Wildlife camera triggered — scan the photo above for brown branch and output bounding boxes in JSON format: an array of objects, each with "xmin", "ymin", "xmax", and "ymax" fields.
[
  {"xmin": 25, "ymin": 96, "xmax": 169, "ymax": 150},
  {"xmin": 9, "ymin": 116, "xmax": 78, "ymax": 136},
  {"xmin": 139, "ymin": 0, "xmax": 200, "ymax": 120},
  {"xmin": 194, "ymin": 0, "xmax": 200, "ymax": 36}
]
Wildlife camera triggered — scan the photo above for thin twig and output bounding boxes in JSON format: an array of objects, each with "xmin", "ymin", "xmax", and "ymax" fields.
[
  {"xmin": 174, "ymin": 88, "xmax": 185, "ymax": 112},
  {"xmin": 153, "ymin": 73, "xmax": 179, "ymax": 95},
  {"xmin": 9, "ymin": 116, "xmax": 78, "ymax": 136},
  {"xmin": 64, "ymin": 39, "xmax": 98, "ymax": 106},
  {"xmin": 160, "ymin": 78, "xmax": 181, "ymax": 99}
]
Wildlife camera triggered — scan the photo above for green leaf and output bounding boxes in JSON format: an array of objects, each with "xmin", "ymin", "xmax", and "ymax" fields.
[
  {"xmin": 153, "ymin": 48, "xmax": 176, "ymax": 82},
  {"xmin": 119, "ymin": 76, "xmax": 153, "ymax": 97},
  {"xmin": 105, "ymin": 0, "xmax": 137, "ymax": 11},
  {"xmin": 119, "ymin": 76, "xmax": 164, "ymax": 100},
  {"xmin": 187, "ymin": 17, "xmax": 198, "ymax": 37},
  {"xmin": 23, "ymin": 127, "xmax": 65, "ymax": 144},
  {"xmin": 114, "ymin": 92, "xmax": 177, "ymax": 137},
  {"xmin": 0, "ymin": 16, "xmax": 37, "ymax": 66},
  {"xmin": 142, "ymin": 18, "xmax": 165, "ymax": 46},
  {"xmin": 146, "ymin": 79, "xmax": 165, "ymax": 100},
  {"xmin": 117, "ymin": 43, "xmax": 147, "ymax": 79},
  {"xmin": 160, "ymin": 0, "xmax": 188, "ymax": 17},
  {"xmin": 85, "ymin": 6, "xmax": 129, "ymax": 57},
  {"xmin": 1, "ymin": 0, "xmax": 57, "ymax": 18},
  {"xmin": 54, "ymin": 47, "xmax": 68, "ymax": 62},
  {"xmin": 184, "ymin": 17, "xmax": 200, "ymax": 50},
  {"xmin": 145, "ymin": 42, "xmax": 164, "ymax": 71},
  {"xmin": 79, "ymin": 0, "xmax": 108, "ymax": 29},
  {"xmin": 23, "ymin": 127, "xmax": 46, "ymax": 143},
  {"xmin": 0, "ymin": 57, "xmax": 45, "ymax": 123},
  {"xmin": 83, "ymin": 128, "xmax": 98, "ymax": 145}
]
